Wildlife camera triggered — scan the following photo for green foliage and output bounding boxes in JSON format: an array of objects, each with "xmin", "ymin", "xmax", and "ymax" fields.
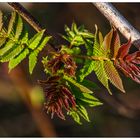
[
  {"xmin": 0, "ymin": 11, "xmax": 51, "ymax": 74},
  {"xmin": 63, "ymin": 75, "xmax": 93, "ymax": 94},
  {"xmin": 1, "ymin": 10, "xmax": 138, "ymax": 125},
  {"xmin": 66, "ymin": 78, "xmax": 102, "ymax": 124},
  {"xmin": 62, "ymin": 22, "xmax": 94, "ymax": 47},
  {"xmin": 67, "ymin": 104, "xmax": 90, "ymax": 125}
]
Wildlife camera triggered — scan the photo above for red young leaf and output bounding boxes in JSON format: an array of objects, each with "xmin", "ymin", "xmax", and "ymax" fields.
[
  {"xmin": 110, "ymin": 27, "xmax": 121, "ymax": 58},
  {"xmin": 117, "ymin": 38, "xmax": 131, "ymax": 59}
]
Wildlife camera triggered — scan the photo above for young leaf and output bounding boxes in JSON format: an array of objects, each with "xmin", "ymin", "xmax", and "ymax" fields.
[
  {"xmin": 0, "ymin": 37, "xmax": 6, "ymax": 48},
  {"xmin": 15, "ymin": 15, "xmax": 23, "ymax": 40},
  {"xmin": 0, "ymin": 40, "xmax": 15, "ymax": 56},
  {"xmin": 79, "ymin": 60, "xmax": 94, "ymax": 82},
  {"xmin": 28, "ymin": 29, "xmax": 45, "ymax": 50},
  {"xmin": 8, "ymin": 48, "xmax": 29, "ymax": 71},
  {"xmin": 104, "ymin": 60, "xmax": 125, "ymax": 93},
  {"xmin": 68, "ymin": 81, "xmax": 102, "ymax": 107},
  {"xmin": 1, "ymin": 44, "xmax": 24, "ymax": 62},
  {"xmin": 103, "ymin": 28, "xmax": 113, "ymax": 53},
  {"xmin": 110, "ymin": 27, "xmax": 121, "ymax": 58},
  {"xmin": 67, "ymin": 109, "xmax": 82, "ymax": 125},
  {"xmin": 77, "ymin": 104, "xmax": 90, "ymax": 122},
  {"xmin": 29, "ymin": 36, "xmax": 51, "ymax": 74},
  {"xmin": 63, "ymin": 75, "xmax": 93, "ymax": 93},
  {"xmin": 8, "ymin": 11, "xmax": 16, "ymax": 35},
  {"xmin": 80, "ymin": 79, "xmax": 99, "ymax": 90},
  {"xmin": 92, "ymin": 60, "xmax": 112, "ymax": 94},
  {"xmin": 37, "ymin": 36, "xmax": 51, "ymax": 51},
  {"xmin": 29, "ymin": 50, "xmax": 38, "ymax": 74}
]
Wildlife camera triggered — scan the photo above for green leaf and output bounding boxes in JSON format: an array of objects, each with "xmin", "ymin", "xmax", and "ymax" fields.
[
  {"xmin": 28, "ymin": 29, "xmax": 45, "ymax": 50},
  {"xmin": 15, "ymin": 15, "xmax": 23, "ymax": 40},
  {"xmin": 77, "ymin": 104, "xmax": 90, "ymax": 122},
  {"xmin": 8, "ymin": 48, "xmax": 29, "ymax": 71},
  {"xmin": 71, "ymin": 22, "xmax": 79, "ymax": 34},
  {"xmin": 37, "ymin": 36, "xmax": 51, "ymax": 51},
  {"xmin": 67, "ymin": 110, "xmax": 82, "ymax": 125},
  {"xmin": 104, "ymin": 60, "xmax": 125, "ymax": 93},
  {"xmin": 80, "ymin": 79, "xmax": 99, "ymax": 90},
  {"xmin": 1, "ymin": 44, "xmax": 24, "ymax": 62},
  {"xmin": 28, "ymin": 36, "xmax": 51, "ymax": 74},
  {"xmin": 69, "ymin": 83, "xmax": 102, "ymax": 107},
  {"xmin": 79, "ymin": 30, "xmax": 95, "ymax": 82},
  {"xmin": 21, "ymin": 29, "xmax": 28, "ymax": 44},
  {"xmin": 8, "ymin": 11, "xmax": 16, "ymax": 35},
  {"xmin": 0, "ymin": 40, "xmax": 15, "ymax": 56},
  {"xmin": 68, "ymin": 104, "xmax": 90, "ymax": 124},
  {"xmin": 0, "ymin": 37, "xmax": 6, "ymax": 48},
  {"xmin": 64, "ymin": 75, "xmax": 93, "ymax": 93},
  {"xmin": 79, "ymin": 60, "xmax": 94, "ymax": 82},
  {"xmin": 0, "ymin": 11, "xmax": 3, "ymax": 31},
  {"xmin": 29, "ymin": 50, "xmax": 38, "ymax": 74},
  {"xmin": 92, "ymin": 60, "xmax": 112, "ymax": 94}
]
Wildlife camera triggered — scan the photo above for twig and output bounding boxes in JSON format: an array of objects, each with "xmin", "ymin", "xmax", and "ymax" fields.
[
  {"xmin": 93, "ymin": 3, "xmax": 140, "ymax": 49},
  {"xmin": 8, "ymin": 3, "xmax": 42, "ymax": 32}
]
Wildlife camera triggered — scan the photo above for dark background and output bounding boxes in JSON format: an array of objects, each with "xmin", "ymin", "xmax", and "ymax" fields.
[{"xmin": 0, "ymin": 3, "xmax": 140, "ymax": 137}]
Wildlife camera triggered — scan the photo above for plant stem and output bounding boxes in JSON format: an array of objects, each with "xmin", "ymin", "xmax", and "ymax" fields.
[
  {"xmin": 73, "ymin": 54, "xmax": 110, "ymax": 61},
  {"xmin": 93, "ymin": 3, "xmax": 140, "ymax": 49}
]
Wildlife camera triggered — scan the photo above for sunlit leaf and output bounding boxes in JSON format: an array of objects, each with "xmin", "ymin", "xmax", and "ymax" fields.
[{"xmin": 104, "ymin": 60, "xmax": 125, "ymax": 93}]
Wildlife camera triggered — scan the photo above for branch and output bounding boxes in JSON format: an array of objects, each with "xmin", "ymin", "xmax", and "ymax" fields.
[
  {"xmin": 8, "ymin": 3, "xmax": 43, "ymax": 32},
  {"xmin": 93, "ymin": 3, "xmax": 140, "ymax": 49}
]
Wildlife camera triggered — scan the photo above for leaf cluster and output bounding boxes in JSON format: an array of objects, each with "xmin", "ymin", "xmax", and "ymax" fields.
[{"xmin": 0, "ymin": 11, "xmax": 51, "ymax": 74}]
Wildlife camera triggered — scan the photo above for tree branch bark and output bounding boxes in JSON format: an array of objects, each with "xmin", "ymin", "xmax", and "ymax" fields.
[
  {"xmin": 94, "ymin": 2, "xmax": 140, "ymax": 49},
  {"xmin": 8, "ymin": 3, "xmax": 43, "ymax": 32}
]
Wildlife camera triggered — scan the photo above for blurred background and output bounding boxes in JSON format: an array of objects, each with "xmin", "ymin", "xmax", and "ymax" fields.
[{"xmin": 0, "ymin": 3, "xmax": 140, "ymax": 137}]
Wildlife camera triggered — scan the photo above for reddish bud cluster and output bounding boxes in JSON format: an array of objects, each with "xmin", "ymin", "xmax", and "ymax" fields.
[
  {"xmin": 47, "ymin": 53, "xmax": 77, "ymax": 77},
  {"xmin": 38, "ymin": 76, "xmax": 76, "ymax": 120}
]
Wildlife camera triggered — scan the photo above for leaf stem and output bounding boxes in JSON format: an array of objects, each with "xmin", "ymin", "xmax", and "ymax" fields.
[{"xmin": 73, "ymin": 54, "xmax": 110, "ymax": 61}]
